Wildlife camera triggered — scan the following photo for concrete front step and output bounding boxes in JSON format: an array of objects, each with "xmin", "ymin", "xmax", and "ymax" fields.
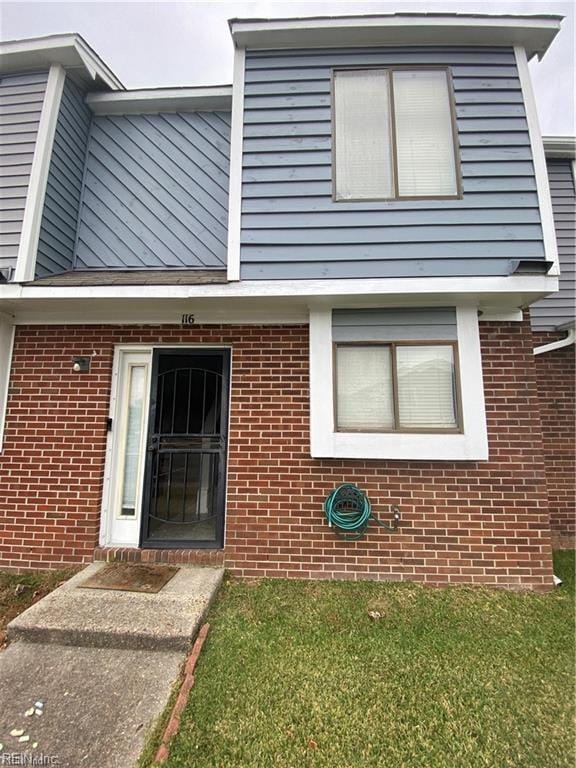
[{"xmin": 8, "ymin": 562, "xmax": 224, "ymax": 651}]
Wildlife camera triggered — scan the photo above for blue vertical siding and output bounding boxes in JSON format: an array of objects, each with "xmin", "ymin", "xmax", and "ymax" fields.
[
  {"xmin": 240, "ymin": 46, "xmax": 546, "ymax": 280},
  {"xmin": 530, "ymin": 159, "xmax": 575, "ymax": 331},
  {"xmin": 35, "ymin": 76, "xmax": 92, "ymax": 277},
  {"xmin": 74, "ymin": 111, "xmax": 231, "ymax": 269},
  {"xmin": 0, "ymin": 71, "xmax": 48, "ymax": 277}
]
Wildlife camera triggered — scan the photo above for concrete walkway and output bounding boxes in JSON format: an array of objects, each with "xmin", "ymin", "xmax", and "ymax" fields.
[{"xmin": 0, "ymin": 563, "xmax": 223, "ymax": 768}]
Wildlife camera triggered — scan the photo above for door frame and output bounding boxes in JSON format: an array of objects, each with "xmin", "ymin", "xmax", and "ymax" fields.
[
  {"xmin": 140, "ymin": 347, "xmax": 231, "ymax": 550},
  {"xmin": 100, "ymin": 344, "xmax": 232, "ymax": 549},
  {"xmin": 100, "ymin": 346, "xmax": 152, "ymax": 548}
]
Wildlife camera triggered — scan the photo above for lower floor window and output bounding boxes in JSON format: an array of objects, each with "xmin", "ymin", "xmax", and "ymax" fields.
[
  {"xmin": 336, "ymin": 342, "xmax": 459, "ymax": 432},
  {"xmin": 310, "ymin": 306, "xmax": 489, "ymax": 461}
]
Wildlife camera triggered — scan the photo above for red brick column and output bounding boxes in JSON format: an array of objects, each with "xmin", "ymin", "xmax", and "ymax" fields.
[
  {"xmin": 0, "ymin": 320, "xmax": 553, "ymax": 589},
  {"xmin": 533, "ymin": 330, "xmax": 575, "ymax": 546}
]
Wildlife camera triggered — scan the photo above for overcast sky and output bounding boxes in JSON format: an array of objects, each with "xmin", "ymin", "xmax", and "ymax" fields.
[{"xmin": 1, "ymin": 0, "xmax": 574, "ymax": 134}]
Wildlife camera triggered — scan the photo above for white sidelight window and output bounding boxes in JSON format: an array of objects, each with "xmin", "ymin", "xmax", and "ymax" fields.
[
  {"xmin": 102, "ymin": 348, "xmax": 152, "ymax": 547},
  {"xmin": 333, "ymin": 68, "xmax": 460, "ymax": 201},
  {"xmin": 119, "ymin": 364, "xmax": 147, "ymax": 517}
]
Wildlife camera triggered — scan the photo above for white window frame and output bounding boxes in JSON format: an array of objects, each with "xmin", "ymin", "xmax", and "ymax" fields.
[
  {"xmin": 100, "ymin": 347, "xmax": 152, "ymax": 547},
  {"xmin": 309, "ymin": 306, "xmax": 488, "ymax": 461},
  {"xmin": 335, "ymin": 340, "xmax": 461, "ymax": 433},
  {"xmin": 113, "ymin": 360, "xmax": 150, "ymax": 520}
]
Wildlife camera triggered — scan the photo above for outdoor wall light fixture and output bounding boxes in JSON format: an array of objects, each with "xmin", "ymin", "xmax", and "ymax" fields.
[{"xmin": 72, "ymin": 356, "xmax": 91, "ymax": 373}]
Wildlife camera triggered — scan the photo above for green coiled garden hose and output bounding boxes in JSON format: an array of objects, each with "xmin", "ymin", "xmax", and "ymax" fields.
[{"xmin": 324, "ymin": 484, "xmax": 400, "ymax": 540}]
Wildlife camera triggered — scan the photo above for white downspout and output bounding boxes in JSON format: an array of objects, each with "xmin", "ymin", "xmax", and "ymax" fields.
[{"xmin": 534, "ymin": 327, "xmax": 576, "ymax": 356}]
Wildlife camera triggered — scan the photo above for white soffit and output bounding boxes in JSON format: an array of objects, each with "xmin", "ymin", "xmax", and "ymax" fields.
[
  {"xmin": 0, "ymin": 275, "xmax": 560, "ymax": 325},
  {"xmin": 86, "ymin": 86, "xmax": 233, "ymax": 115},
  {"xmin": 0, "ymin": 34, "xmax": 123, "ymax": 90},
  {"xmin": 543, "ymin": 136, "xmax": 576, "ymax": 158},
  {"xmin": 229, "ymin": 14, "xmax": 562, "ymax": 61}
]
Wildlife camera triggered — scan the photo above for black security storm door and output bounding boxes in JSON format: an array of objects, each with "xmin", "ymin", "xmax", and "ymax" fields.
[{"xmin": 141, "ymin": 349, "xmax": 230, "ymax": 548}]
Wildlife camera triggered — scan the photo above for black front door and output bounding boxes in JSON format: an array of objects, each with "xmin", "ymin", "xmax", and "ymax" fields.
[{"xmin": 141, "ymin": 348, "xmax": 230, "ymax": 548}]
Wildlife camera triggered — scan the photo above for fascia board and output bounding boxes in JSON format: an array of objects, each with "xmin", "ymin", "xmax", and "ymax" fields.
[
  {"xmin": 0, "ymin": 34, "xmax": 123, "ymax": 90},
  {"xmin": 86, "ymin": 86, "xmax": 232, "ymax": 115},
  {"xmin": 229, "ymin": 14, "xmax": 562, "ymax": 60}
]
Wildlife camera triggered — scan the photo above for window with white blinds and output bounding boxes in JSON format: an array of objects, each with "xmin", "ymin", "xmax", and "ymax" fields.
[
  {"xmin": 120, "ymin": 364, "xmax": 147, "ymax": 517},
  {"xmin": 393, "ymin": 71, "xmax": 458, "ymax": 197},
  {"xmin": 336, "ymin": 345, "xmax": 394, "ymax": 430},
  {"xmin": 333, "ymin": 68, "xmax": 459, "ymax": 200},
  {"xmin": 333, "ymin": 70, "xmax": 394, "ymax": 200},
  {"xmin": 396, "ymin": 345, "xmax": 457, "ymax": 429},
  {"xmin": 335, "ymin": 343, "xmax": 459, "ymax": 432}
]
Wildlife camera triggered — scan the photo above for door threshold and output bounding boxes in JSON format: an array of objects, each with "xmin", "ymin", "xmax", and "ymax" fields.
[{"xmin": 94, "ymin": 546, "xmax": 225, "ymax": 566}]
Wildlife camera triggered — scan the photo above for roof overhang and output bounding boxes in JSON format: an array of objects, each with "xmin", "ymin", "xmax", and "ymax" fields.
[
  {"xmin": 543, "ymin": 136, "xmax": 576, "ymax": 158},
  {"xmin": 0, "ymin": 275, "xmax": 559, "ymax": 325},
  {"xmin": 0, "ymin": 34, "xmax": 123, "ymax": 91},
  {"xmin": 229, "ymin": 13, "xmax": 562, "ymax": 60},
  {"xmin": 86, "ymin": 85, "xmax": 232, "ymax": 115}
]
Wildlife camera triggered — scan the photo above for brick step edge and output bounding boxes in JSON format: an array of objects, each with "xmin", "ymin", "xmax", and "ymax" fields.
[
  {"xmin": 155, "ymin": 623, "xmax": 211, "ymax": 764},
  {"xmin": 93, "ymin": 547, "xmax": 225, "ymax": 566}
]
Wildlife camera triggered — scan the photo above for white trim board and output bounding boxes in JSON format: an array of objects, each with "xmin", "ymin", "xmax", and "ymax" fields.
[
  {"xmin": 515, "ymin": 46, "xmax": 560, "ymax": 277},
  {"xmin": 479, "ymin": 309, "xmax": 523, "ymax": 323},
  {"xmin": 86, "ymin": 86, "xmax": 232, "ymax": 115},
  {"xmin": 309, "ymin": 305, "xmax": 489, "ymax": 461},
  {"xmin": 0, "ymin": 275, "xmax": 559, "ymax": 325},
  {"xmin": 0, "ymin": 34, "xmax": 123, "ymax": 90},
  {"xmin": 14, "ymin": 64, "xmax": 66, "ymax": 283},
  {"xmin": 226, "ymin": 46, "xmax": 245, "ymax": 282},
  {"xmin": 99, "ymin": 345, "xmax": 123, "ymax": 546},
  {"xmin": 2, "ymin": 301, "xmax": 310, "ymax": 326},
  {"xmin": 230, "ymin": 14, "xmax": 561, "ymax": 60},
  {"xmin": 1, "ymin": 274, "xmax": 559, "ymax": 302},
  {"xmin": 0, "ymin": 319, "xmax": 15, "ymax": 451}
]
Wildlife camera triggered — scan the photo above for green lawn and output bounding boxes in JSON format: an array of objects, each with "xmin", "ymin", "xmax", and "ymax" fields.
[{"xmin": 148, "ymin": 552, "xmax": 575, "ymax": 768}]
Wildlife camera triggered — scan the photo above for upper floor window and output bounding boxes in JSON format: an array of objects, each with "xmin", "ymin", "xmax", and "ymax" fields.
[{"xmin": 333, "ymin": 68, "xmax": 461, "ymax": 201}]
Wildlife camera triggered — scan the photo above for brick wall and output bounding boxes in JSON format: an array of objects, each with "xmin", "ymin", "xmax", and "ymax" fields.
[
  {"xmin": 533, "ymin": 330, "xmax": 575, "ymax": 544},
  {"xmin": 0, "ymin": 319, "xmax": 553, "ymax": 589}
]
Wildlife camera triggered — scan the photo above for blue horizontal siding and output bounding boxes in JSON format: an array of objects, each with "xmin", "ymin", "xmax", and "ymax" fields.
[
  {"xmin": 0, "ymin": 71, "xmax": 48, "ymax": 275},
  {"xmin": 530, "ymin": 159, "xmax": 575, "ymax": 331},
  {"xmin": 36, "ymin": 76, "xmax": 92, "ymax": 277},
  {"xmin": 243, "ymin": 241, "xmax": 544, "ymax": 262},
  {"xmin": 333, "ymin": 308, "xmax": 457, "ymax": 341},
  {"xmin": 74, "ymin": 111, "xmax": 231, "ymax": 269},
  {"xmin": 240, "ymin": 46, "xmax": 545, "ymax": 280},
  {"xmin": 242, "ymin": 258, "xmax": 530, "ymax": 280}
]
